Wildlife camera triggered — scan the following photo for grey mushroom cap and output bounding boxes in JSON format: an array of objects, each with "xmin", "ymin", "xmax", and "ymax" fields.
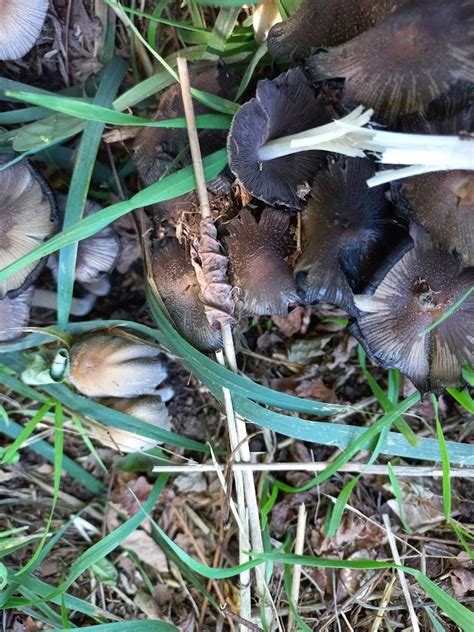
[
  {"xmin": 0, "ymin": 0, "xmax": 49, "ymax": 60},
  {"xmin": 295, "ymin": 157, "xmax": 406, "ymax": 315},
  {"xmin": 307, "ymin": 0, "xmax": 474, "ymax": 127},
  {"xmin": 227, "ymin": 67, "xmax": 334, "ymax": 209},
  {"xmin": 0, "ymin": 161, "xmax": 58, "ymax": 299},
  {"xmin": 268, "ymin": 0, "xmax": 407, "ymax": 59},
  {"xmin": 151, "ymin": 238, "xmax": 222, "ymax": 352},
  {"xmin": 224, "ymin": 208, "xmax": 298, "ymax": 316},
  {"xmin": 51, "ymin": 197, "xmax": 121, "ymax": 295},
  {"xmin": 354, "ymin": 226, "xmax": 474, "ymax": 393},
  {"xmin": 0, "ymin": 286, "xmax": 34, "ymax": 342}
]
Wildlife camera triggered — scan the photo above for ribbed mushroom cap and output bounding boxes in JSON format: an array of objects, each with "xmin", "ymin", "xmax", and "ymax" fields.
[
  {"xmin": 0, "ymin": 162, "xmax": 57, "ymax": 299},
  {"xmin": 51, "ymin": 197, "xmax": 121, "ymax": 294},
  {"xmin": 295, "ymin": 158, "xmax": 400, "ymax": 315},
  {"xmin": 395, "ymin": 171, "xmax": 474, "ymax": 267},
  {"xmin": 268, "ymin": 0, "xmax": 406, "ymax": 59},
  {"xmin": 151, "ymin": 238, "xmax": 222, "ymax": 352},
  {"xmin": 69, "ymin": 333, "xmax": 168, "ymax": 399},
  {"xmin": 0, "ymin": 285, "xmax": 33, "ymax": 342},
  {"xmin": 354, "ymin": 226, "xmax": 474, "ymax": 393},
  {"xmin": 227, "ymin": 68, "xmax": 334, "ymax": 209},
  {"xmin": 133, "ymin": 65, "xmax": 237, "ymax": 187},
  {"xmin": 224, "ymin": 208, "xmax": 298, "ymax": 316},
  {"xmin": 308, "ymin": 0, "xmax": 474, "ymax": 127},
  {"xmin": 0, "ymin": 0, "xmax": 48, "ymax": 60}
]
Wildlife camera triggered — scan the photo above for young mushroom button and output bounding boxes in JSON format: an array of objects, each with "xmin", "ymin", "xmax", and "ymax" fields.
[
  {"xmin": 0, "ymin": 0, "xmax": 49, "ymax": 60},
  {"xmin": 0, "ymin": 162, "xmax": 58, "ymax": 299},
  {"xmin": 69, "ymin": 334, "xmax": 169, "ymax": 399},
  {"xmin": 227, "ymin": 67, "xmax": 334, "ymax": 208},
  {"xmin": 353, "ymin": 226, "xmax": 474, "ymax": 393},
  {"xmin": 307, "ymin": 0, "xmax": 474, "ymax": 127}
]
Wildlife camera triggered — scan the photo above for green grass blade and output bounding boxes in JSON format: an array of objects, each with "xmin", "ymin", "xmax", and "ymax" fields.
[
  {"xmin": 420, "ymin": 286, "xmax": 473, "ymax": 336},
  {"xmin": 435, "ymin": 409, "xmax": 452, "ymax": 520},
  {"xmin": 57, "ymin": 57, "xmax": 127, "ymax": 328},
  {"xmin": 1, "ymin": 403, "xmax": 52, "ymax": 464},
  {"xmin": 206, "ymin": 6, "xmax": 241, "ymax": 53},
  {"xmin": 5, "ymin": 90, "xmax": 231, "ymax": 129},
  {"xmin": 387, "ymin": 462, "xmax": 412, "ymax": 533},
  {"xmin": 54, "ymin": 623, "xmax": 179, "ymax": 632}
]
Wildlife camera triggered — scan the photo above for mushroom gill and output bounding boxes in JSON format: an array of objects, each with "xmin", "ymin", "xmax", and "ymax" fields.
[
  {"xmin": 151, "ymin": 238, "xmax": 222, "ymax": 352},
  {"xmin": 224, "ymin": 208, "xmax": 298, "ymax": 316},
  {"xmin": 227, "ymin": 68, "xmax": 334, "ymax": 208},
  {"xmin": 295, "ymin": 157, "xmax": 404, "ymax": 315},
  {"xmin": 353, "ymin": 226, "xmax": 474, "ymax": 393},
  {"xmin": 0, "ymin": 162, "xmax": 57, "ymax": 298},
  {"xmin": 0, "ymin": 0, "xmax": 48, "ymax": 60},
  {"xmin": 307, "ymin": 0, "xmax": 474, "ymax": 127},
  {"xmin": 267, "ymin": 0, "xmax": 407, "ymax": 59},
  {"xmin": 0, "ymin": 286, "xmax": 34, "ymax": 342}
]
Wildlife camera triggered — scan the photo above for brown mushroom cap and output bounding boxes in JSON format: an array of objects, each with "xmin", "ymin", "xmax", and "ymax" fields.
[
  {"xmin": 395, "ymin": 171, "xmax": 474, "ymax": 267},
  {"xmin": 224, "ymin": 208, "xmax": 298, "ymax": 316},
  {"xmin": 0, "ymin": 162, "xmax": 57, "ymax": 298},
  {"xmin": 268, "ymin": 0, "xmax": 407, "ymax": 59},
  {"xmin": 133, "ymin": 65, "xmax": 237, "ymax": 187},
  {"xmin": 227, "ymin": 68, "xmax": 334, "ymax": 208},
  {"xmin": 295, "ymin": 157, "xmax": 404, "ymax": 314},
  {"xmin": 307, "ymin": 0, "xmax": 474, "ymax": 127},
  {"xmin": 69, "ymin": 333, "xmax": 168, "ymax": 399},
  {"xmin": 0, "ymin": 0, "xmax": 48, "ymax": 60},
  {"xmin": 354, "ymin": 226, "xmax": 474, "ymax": 393},
  {"xmin": 151, "ymin": 238, "xmax": 222, "ymax": 352},
  {"xmin": 0, "ymin": 285, "xmax": 34, "ymax": 342}
]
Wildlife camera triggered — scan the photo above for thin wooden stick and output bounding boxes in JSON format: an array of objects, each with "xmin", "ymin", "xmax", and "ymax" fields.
[
  {"xmin": 152, "ymin": 463, "xmax": 474, "ymax": 477},
  {"xmin": 287, "ymin": 503, "xmax": 307, "ymax": 631}
]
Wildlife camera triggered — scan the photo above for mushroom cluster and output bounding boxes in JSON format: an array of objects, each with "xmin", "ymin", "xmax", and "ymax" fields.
[{"xmin": 143, "ymin": 9, "xmax": 472, "ymax": 395}]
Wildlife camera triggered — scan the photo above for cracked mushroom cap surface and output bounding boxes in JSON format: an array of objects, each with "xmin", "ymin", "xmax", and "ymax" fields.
[
  {"xmin": 0, "ymin": 0, "xmax": 48, "ymax": 60},
  {"xmin": 224, "ymin": 208, "xmax": 298, "ymax": 316},
  {"xmin": 69, "ymin": 333, "xmax": 168, "ymax": 399},
  {"xmin": 268, "ymin": 0, "xmax": 407, "ymax": 59},
  {"xmin": 295, "ymin": 157, "xmax": 404, "ymax": 315},
  {"xmin": 354, "ymin": 226, "xmax": 474, "ymax": 393},
  {"xmin": 307, "ymin": 0, "xmax": 474, "ymax": 127},
  {"xmin": 0, "ymin": 286, "xmax": 34, "ymax": 342},
  {"xmin": 151, "ymin": 238, "xmax": 222, "ymax": 352},
  {"xmin": 0, "ymin": 162, "xmax": 57, "ymax": 298},
  {"xmin": 227, "ymin": 67, "xmax": 334, "ymax": 208}
]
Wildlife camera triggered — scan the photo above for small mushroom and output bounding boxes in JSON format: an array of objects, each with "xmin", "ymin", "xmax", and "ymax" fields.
[
  {"xmin": 353, "ymin": 226, "xmax": 474, "ymax": 393},
  {"xmin": 224, "ymin": 208, "xmax": 298, "ymax": 315},
  {"xmin": 151, "ymin": 238, "xmax": 222, "ymax": 352},
  {"xmin": 267, "ymin": 0, "xmax": 406, "ymax": 59},
  {"xmin": 0, "ymin": 161, "xmax": 57, "ymax": 298},
  {"xmin": 394, "ymin": 171, "xmax": 474, "ymax": 267},
  {"xmin": 133, "ymin": 65, "xmax": 237, "ymax": 222},
  {"xmin": 0, "ymin": 0, "xmax": 48, "ymax": 60},
  {"xmin": 295, "ymin": 158, "xmax": 405, "ymax": 314},
  {"xmin": 50, "ymin": 197, "xmax": 121, "ymax": 296},
  {"xmin": 0, "ymin": 286, "xmax": 34, "ymax": 342},
  {"xmin": 227, "ymin": 68, "xmax": 334, "ymax": 208},
  {"xmin": 69, "ymin": 333, "xmax": 168, "ymax": 399},
  {"xmin": 307, "ymin": 0, "xmax": 474, "ymax": 127},
  {"xmin": 87, "ymin": 396, "xmax": 172, "ymax": 453}
]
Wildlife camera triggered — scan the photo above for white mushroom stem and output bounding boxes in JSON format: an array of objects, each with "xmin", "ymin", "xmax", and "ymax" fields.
[
  {"xmin": 257, "ymin": 106, "xmax": 474, "ymax": 186},
  {"xmin": 32, "ymin": 289, "xmax": 97, "ymax": 317}
]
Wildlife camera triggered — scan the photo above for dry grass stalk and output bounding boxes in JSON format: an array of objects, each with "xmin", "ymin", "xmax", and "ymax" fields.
[
  {"xmin": 177, "ymin": 57, "xmax": 267, "ymax": 626},
  {"xmin": 287, "ymin": 502, "xmax": 307, "ymax": 631}
]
